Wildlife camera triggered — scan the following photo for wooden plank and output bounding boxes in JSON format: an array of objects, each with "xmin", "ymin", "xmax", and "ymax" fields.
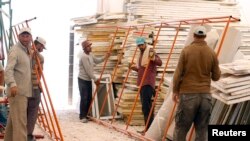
[
  {"xmin": 222, "ymin": 104, "xmax": 233, "ymax": 124},
  {"xmin": 215, "ymin": 27, "xmax": 241, "ymax": 64},
  {"xmin": 240, "ymin": 101, "xmax": 250, "ymax": 125},
  {"xmin": 219, "ymin": 60, "xmax": 250, "ymax": 75},
  {"xmin": 235, "ymin": 102, "xmax": 248, "ymax": 124},
  {"xmin": 212, "ymin": 93, "xmax": 250, "ymax": 105},
  {"xmin": 228, "ymin": 103, "xmax": 242, "ymax": 124},
  {"xmin": 212, "ymin": 83, "xmax": 250, "ymax": 94},
  {"xmin": 218, "ymin": 80, "xmax": 250, "ymax": 89},
  {"xmin": 223, "ymin": 104, "xmax": 237, "ymax": 124},
  {"xmin": 220, "ymin": 92, "xmax": 250, "ymax": 100},
  {"xmin": 216, "ymin": 75, "xmax": 250, "ymax": 85},
  {"xmin": 231, "ymin": 89, "xmax": 250, "ymax": 95},
  {"xmin": 217, "ymin": 104, "xmax": 230, "ymax": 124},
  {"xmin": 210, "ymin": 100, "xmax": 225, "ymax": 124}
]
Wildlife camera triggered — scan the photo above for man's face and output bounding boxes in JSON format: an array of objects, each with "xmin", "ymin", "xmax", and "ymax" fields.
[
  {"xmin": 83, "ymin": 41, "xmax": 92, "ymax": 53},
  {"xmin": 137, "ymin": 43, "xmax": 146, "ymax": 52},
  {"xmin": 36, "ymin": 43, "xmax": 45, "ymax": 52},
  {"xmin": 18, "ymin": 33, "xmax": 32, "ymax": 47}
]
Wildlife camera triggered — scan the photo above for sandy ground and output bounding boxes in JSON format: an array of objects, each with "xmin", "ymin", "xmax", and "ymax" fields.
[{"xmin": 34, "ymin": 110, "xmax": 145, "ymax": 141}]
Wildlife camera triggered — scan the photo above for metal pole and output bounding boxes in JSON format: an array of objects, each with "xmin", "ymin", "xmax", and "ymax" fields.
[
  {"xmin": 9, "ymin": 0, "xmax": 13, "ymax": 48},
  {"xmin": 68, "ymin": 25, "xmax": 75, "ymax": 105}
]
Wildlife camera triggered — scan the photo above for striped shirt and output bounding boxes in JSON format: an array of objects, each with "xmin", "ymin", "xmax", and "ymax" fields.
[{"xmin": 32, "ymin": 52, "xmax": 44, "ymax": 90}]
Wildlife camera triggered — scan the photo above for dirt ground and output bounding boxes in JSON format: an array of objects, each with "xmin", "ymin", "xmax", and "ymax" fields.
[{"xmin": 34, "ymin": 110, "xmax": 144, "ymax": 141}]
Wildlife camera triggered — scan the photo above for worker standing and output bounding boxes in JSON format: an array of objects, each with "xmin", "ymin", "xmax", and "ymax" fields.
[
  {"xmin": 27, "ymin": 36, "xmax": 46, "ymax": 141},
  {"xmin": 4, "ymin": 27, "xmax": 33, "ymax": 141},
  {"xmin": 78, "ymin": 40, "xmax": 110, "ymax": 123},
  {"xmin": 131, "ymin": 37, "xmax": 162, "ymax": 133},
  {"xmin": 172, "ymin": 26, "xmax": 221, "ymax": 141}
]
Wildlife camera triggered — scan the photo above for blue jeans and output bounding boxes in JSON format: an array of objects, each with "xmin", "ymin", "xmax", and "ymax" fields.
[
  {"xmin": 0, "ymin": 93, "xmax": 7, "ymax": 127},
  {"xmin": 78, "ymin": 78, "xmax": 92, "ymax": 119},
  {"xmin": 0, "ymin": 104, "xmax": 7, "ymax": 127},
  {"xmin": 173, "ymin": 93, "xmax": 212, "ymax": 141}
]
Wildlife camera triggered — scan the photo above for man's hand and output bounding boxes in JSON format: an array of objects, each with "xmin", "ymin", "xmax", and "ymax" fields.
[
  {"xmin": 95, "ymin": 79, "xmax": 100, "ymax": 86},
  {"xmin": 149, "ymin": 48, "xmax": 156, "ymax": 61},
  {"xmin": 172, "ymin": 92, "xmax": 180, "ymax": 103},
  {"xmin": 130, "ymin": 63, "xmax": 137, "ymax": 71},
  {"xmin": 10, "ymin": 86, "xmax": 18, "ymax": 97}
]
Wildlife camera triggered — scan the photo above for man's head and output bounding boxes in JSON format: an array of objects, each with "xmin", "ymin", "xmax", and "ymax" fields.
[
  {"xmin": 18, "ymin": 27, "xmax": 32, "ymax": 47},
  {"xmin": 193, "ymin": 26, "xmax": 207, "ymax": 39},
  {"xmin": 81, "ymin": 40, "xmax": 92, "ymax": 54},
  {"xmin": 34, "ymin": 37, "xmax": 46, "ymax": 52},
  {"xmin": 136, "ymin": 37, "xmax": 146, "ymax": 52}
]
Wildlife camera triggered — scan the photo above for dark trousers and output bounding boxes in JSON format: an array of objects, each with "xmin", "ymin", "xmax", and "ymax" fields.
[
  {"xmin": 173, "ymin": 94, "xmax": 212, "ymax": 141},
  {"xmin": 27, "ymin": 89, "xmax": 41, "ymax": 135},
  {"xmin": 78, "ymin": 78, "xmax": 92, "ymax": 119},
  {"xmin": 140, "ymin": 85, "xmax": 155, "ymax": 131}
]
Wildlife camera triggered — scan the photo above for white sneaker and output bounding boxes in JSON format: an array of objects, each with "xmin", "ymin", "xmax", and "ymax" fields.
[{"xmin": 81, "ymin": 118, "xmax": 88, "ymax": 123}]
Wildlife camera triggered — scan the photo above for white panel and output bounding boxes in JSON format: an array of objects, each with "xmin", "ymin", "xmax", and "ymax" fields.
[
  {"xmin": 97, "ymin": 0, "xmax": 124, "ymax": 14},
  {"xmin": 215, "ymin": 27, "xmax": 242, "ymax": 64}
]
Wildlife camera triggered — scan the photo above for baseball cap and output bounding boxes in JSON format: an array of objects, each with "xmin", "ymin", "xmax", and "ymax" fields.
[
  {"xmin": 35, "ymin": 36, "xmax": 46, "ymax": 49},
  {"xmin": 136, "ymin": 37, "xmax": 146, "ymax": 46},
  {"xmin": 194, "ymin": 26, "xmax": 206, "ymax": 36},
  {"xmin": 82, "ymin": 40, "xmax": 92, "ymax": 48},
  {"xmin": 19, "ymin": 27, "xmax": 31, "ymax": 35}
]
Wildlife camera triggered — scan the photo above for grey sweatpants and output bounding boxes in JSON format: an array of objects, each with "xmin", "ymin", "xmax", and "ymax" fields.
[
  {"xmin": 173, "ymin": 93, "xmax": 212, "ymax": 141},
  {"xmin": 4, "ymin": 95, "xmax": 28, "ymax": 141},
  {"xmin": 27, "ymin": 89, "xmax": 41, "ymax": 135}
]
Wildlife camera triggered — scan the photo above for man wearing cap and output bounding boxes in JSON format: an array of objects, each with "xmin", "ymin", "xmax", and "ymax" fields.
[
  {"xmin": 131, "ymin": 37, "xmax": 162, "ymax": 133},
  {"xmin": 4, "ymin": 27, "xmax": 33, "ymax": 141},
  {"xmin": 78, "ymin": 40, "xmax": 110, "ymax": 123},
  {"xmin": 27, "ymin": 36, "xmax": 46, "ymax": 141},
  {"xmin": 172, "ymin": 26, "xmax": 221, "ymax": 141}
]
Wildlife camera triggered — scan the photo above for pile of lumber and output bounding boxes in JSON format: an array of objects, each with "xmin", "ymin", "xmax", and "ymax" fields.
[
  {"xmin": 127, "ymin": 0, "xmax": 240, "ymax": 23},
  {"xmin": 210, "ymin": 99, "xmax": 250, "ymax": 125},
  {"xmin": 116, "ymin": 87, "xmax": 144, "ymax": 125},
  {"xmin": 75, "ymin": 23, "xmax": 127, "ymax": 76},
  {"xmin": 233, "ymin": 25, "xmax": 250, "ymax": 60},
  {"xmin": 212, "ymin": 59, "xmax": 250, "ymax": 104}
]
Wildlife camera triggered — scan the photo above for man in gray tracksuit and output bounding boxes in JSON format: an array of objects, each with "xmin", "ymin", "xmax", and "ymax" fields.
[{"xmin": 4, "ymin": 27, "xmax": 33, "ymax": 141}]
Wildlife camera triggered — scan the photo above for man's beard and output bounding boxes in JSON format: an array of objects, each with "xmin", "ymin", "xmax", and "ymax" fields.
[{"xmin": 139, "ymin": 48, "xmax": 145, "ymax": 52}]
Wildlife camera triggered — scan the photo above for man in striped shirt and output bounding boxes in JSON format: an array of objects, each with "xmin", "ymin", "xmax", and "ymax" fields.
[{"xmin": 27, "ymin": 37, "xmax": 46, "ymax": 141}]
